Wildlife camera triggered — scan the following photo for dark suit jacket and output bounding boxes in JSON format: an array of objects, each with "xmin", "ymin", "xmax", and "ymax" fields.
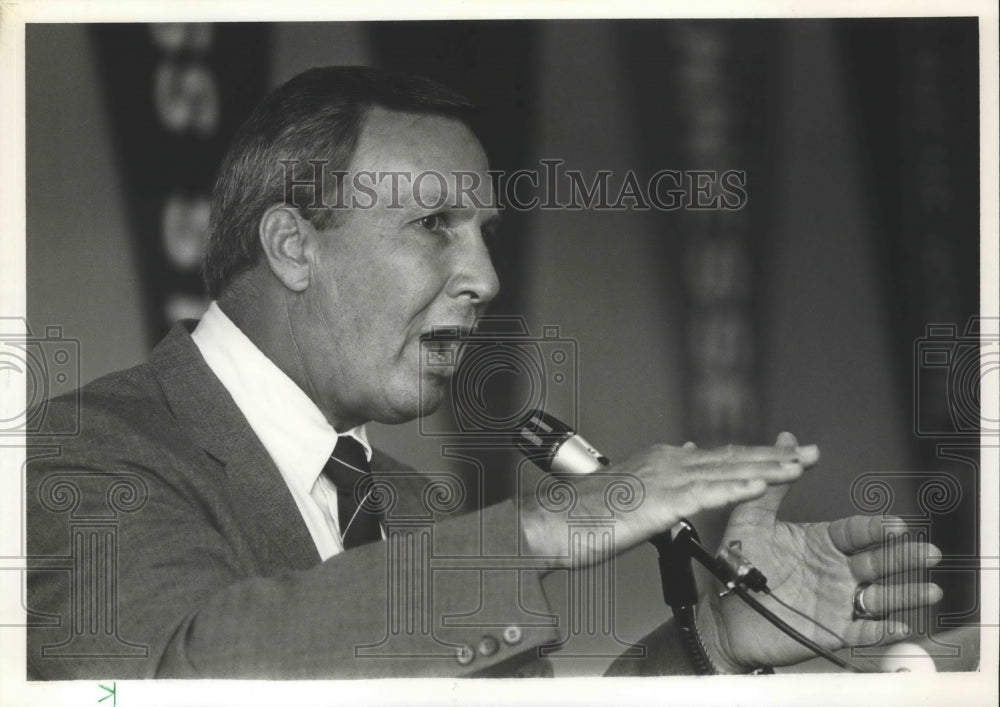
[{"xmin": 26, "ymin": 323, "xmax": 561, "ymax": 679}]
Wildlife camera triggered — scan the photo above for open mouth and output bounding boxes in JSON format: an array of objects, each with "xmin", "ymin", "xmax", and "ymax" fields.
[{"xmin": 419, "ymin": 325, "xmax": 473, "ymax": 370}]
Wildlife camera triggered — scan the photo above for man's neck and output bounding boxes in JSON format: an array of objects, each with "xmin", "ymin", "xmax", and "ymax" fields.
[{"xmin": 216, "ymin": 276, "xmax": 363, "ymax": 432}]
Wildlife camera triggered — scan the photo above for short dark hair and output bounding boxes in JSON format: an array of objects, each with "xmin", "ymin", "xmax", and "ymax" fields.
[{"xmin": 203, "ymin": 65, "xmax": 476, "ymax": 299}]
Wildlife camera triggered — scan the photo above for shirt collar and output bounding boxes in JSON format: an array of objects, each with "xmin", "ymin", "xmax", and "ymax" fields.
[{"xmin": 191, "ymin": 302, "xmax": 371, "ymax": 493}]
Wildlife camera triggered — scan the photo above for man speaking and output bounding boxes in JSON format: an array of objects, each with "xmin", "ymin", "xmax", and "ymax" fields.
[{"xmin": 26, "ymin": 66, "xmax": 941, "ymax": 679}]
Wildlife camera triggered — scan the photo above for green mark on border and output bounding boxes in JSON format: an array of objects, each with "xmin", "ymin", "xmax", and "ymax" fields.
[{"xmin": 98, "ymin": 682, "xmax": 116, "ymax": 706}]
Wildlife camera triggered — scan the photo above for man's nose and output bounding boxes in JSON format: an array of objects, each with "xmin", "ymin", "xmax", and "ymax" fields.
[{"xmin": 446, "ymin": 231, "xmax": 500, "ymax": 305}]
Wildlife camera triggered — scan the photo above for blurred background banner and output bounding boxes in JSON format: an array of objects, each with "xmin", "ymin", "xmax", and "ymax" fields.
[
  {"xmin": 26, "ymin": 18, "xmax": 985, "ymax": 673},
  {"xmin": 838, "ymin": 19, "xmax": 982, "ymax": 635},
  {"xmin": 89, "ymin": 23, "xmax": 272, "ymax": 342},
  {"xmin": 617, "ymin": 20, "xmax": 782, "ymax": 449}
]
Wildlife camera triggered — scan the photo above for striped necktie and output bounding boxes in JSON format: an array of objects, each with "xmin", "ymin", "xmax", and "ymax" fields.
[{"xmin": 321, "ymin": 436, "xmax": 382, "ymax": 549}]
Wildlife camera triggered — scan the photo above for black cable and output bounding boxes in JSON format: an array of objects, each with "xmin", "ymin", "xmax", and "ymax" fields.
[
  {"xmin": 730, "ymin": 585, "xmax": 864, "ymax": 673},
  {"xmin": 675, "ymin": 531, "xmax": 868, "ymax": 673},
  {"xmin": 674, "ymin": 605, "xmax": 718, "ymax": 675},
  {"xmin": 765, "ymin": 588, "xmax": 847, "ymax": 646},
  {"xmin": 764, "ymin": 590, "xmax": 882, "ymax": 673}
]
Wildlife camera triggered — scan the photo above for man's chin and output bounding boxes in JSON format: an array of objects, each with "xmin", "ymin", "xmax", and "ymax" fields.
[
  {"xmin": 374, "ymin": 379, "xmax": 448, "ymax": 425},
  {"xmin": 416, "ymin": 376, "xmax": 449, "ymax": 417}
]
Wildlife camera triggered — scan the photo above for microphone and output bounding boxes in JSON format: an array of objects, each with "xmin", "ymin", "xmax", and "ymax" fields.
[
  {"xmin": 512, "ymin": 408, "xmax": 768, "ymax": 594},
  {"xmin": 512, "ymin": 409, "xmax": 609, "ymax": 474},
  {"xmin": 513, "ymin": 408, "xmax": 714, "ymax": 672},
  {"xmin": 512, "ymin": 410, "xmax": 700, "ymax": 603}
]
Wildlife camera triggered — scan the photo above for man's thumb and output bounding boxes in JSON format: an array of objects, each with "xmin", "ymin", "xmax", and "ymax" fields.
[{"xmin": 730, "ymin": 431, "xmax": 800, "ymax": 521}]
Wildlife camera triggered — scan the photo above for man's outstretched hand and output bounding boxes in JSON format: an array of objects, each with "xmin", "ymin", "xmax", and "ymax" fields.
[
  {"xmin": 699, "ymin": 432, "xmax": 943, "ymax": 672},
  {"xmin": 521, "ymin": 439, "xmax": 820, "ymax": 570}
]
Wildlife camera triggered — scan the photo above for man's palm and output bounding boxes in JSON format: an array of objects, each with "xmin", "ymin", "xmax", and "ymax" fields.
[{"xmin": 708, "ymin": 433, "xmax": 939, "ymax": 669}]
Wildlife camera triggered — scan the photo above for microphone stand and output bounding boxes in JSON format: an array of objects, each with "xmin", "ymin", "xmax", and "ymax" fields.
[
  {"xmin": 666, "ymin": 520, "xmax": 863, "ymax": 673},
  {"xmin": 649, "ymin": 524, "xmax": 724, "ymax": 674}
]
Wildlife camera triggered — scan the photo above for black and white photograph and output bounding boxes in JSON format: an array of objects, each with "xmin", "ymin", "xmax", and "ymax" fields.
[{"xmin": 1, "ymin": 2, "xmax": 996, "ymax": 705}]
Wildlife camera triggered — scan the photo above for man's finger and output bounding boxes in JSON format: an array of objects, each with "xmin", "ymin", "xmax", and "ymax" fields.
[
  {"xmin": 848, "ymin": 541, "xmax": 943, "ymax": 582},
  {"xmin": 721, "ymin": 431, "xmax": 800, "ymax": 522},
  {"xmin": 676, "ymin": 459, "xmax": 805, "ymax": 484},
  {"xmin": 775, "ymin": 431, "xmax": 799, "ymax": 448},
  {"xmin": 854, "ymin": 582, "xmax": 944, "ymax": 618},
  {"xmin": 689, "ymin": 443, "xmax": 819, "ymax": 467},
  {"xmin": 842, "ymin": 619, "xmax": 911, "ymax": 649},
  {"xmin": 667, "ymin": 478, "xmax": 768, "ymax": 520},
  {"xmin": 828, "ymin": 515, "xmax": 909, "ymax": 554},
  {"xmin": 727, "ymin": 480, "xmax": 794, "ymax": 523}
]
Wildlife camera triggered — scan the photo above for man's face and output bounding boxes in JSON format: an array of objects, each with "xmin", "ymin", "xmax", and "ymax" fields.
[{"xmin": 291, "ymin": 107, "xmax": 500, "ymax": 428}]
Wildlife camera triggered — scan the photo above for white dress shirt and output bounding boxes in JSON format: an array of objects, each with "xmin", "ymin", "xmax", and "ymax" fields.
[{"xmin": 191, "ymin": 301, "xmax": 371, "ymax": 560}]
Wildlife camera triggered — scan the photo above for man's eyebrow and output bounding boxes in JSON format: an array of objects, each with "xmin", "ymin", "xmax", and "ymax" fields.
[
  {"xmin": 386, "ymin": 176, "xmax": 502, "ymax": 216},
  {"xmin": 397, "ymin": 181, "xmax": 448, "ymax": 211}
]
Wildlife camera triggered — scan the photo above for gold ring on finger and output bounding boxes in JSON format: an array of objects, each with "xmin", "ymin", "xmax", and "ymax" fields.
[{"xmin": 852, "ymin": 582, "xmax": 877, "ymax": 620}]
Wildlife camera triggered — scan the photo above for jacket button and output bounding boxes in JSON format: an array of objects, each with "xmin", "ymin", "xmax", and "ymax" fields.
[
  {"xmin": 455, "ymin": 644, "xmax": 475, "ymax": 666},
  {"xmin": 477, "ymin": 635, "xmax": 500, "ymax": 657},
  {"xmin": 502, "ymin": 626, "xmax": 522, "ymax": 645}
]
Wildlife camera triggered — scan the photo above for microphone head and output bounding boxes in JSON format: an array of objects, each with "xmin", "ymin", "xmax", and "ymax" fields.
[
  {"xmin": 512, "ymin": 409, "xmax": 574, "ymax": 472},
  {"xmin": 513, "ymin": 409, "xmax": 609, "ymax": 474}
]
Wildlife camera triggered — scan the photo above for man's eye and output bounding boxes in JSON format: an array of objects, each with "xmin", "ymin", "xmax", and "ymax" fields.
[{"xmin": 418, "ymin": 214, "xmax": 445, "ymax": 232}]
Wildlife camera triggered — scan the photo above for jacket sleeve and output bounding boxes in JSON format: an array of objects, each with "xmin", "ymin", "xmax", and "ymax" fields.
[{"xmin": 25, "ymin": 399, "xmax": 559, "ymax": 679}]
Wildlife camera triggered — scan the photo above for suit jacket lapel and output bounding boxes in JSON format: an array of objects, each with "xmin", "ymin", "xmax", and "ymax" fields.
[
  {"xmin": 149, "ymin": 322, "xmax": 320, "ymax": 573},
  {"xmin": 221, "ymin": 442, "xmax": 322, "ymax": 572}
]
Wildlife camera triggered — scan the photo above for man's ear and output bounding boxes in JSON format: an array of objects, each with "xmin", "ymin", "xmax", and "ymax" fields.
[{"xmin": 259, "ymin": 205, "xmax": 314, "ymax": 292}]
